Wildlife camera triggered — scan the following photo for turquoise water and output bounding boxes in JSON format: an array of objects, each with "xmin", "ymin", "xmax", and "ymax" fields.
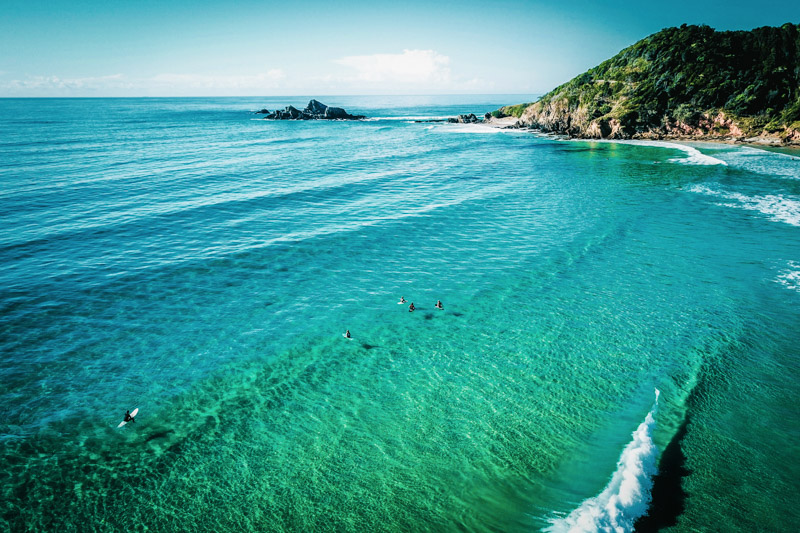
[{"xmin": 1, "ymin": 96, "xmax": 798, "ymax": 532}]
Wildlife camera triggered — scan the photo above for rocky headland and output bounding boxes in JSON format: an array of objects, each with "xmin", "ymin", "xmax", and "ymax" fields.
[
  {"xmin": 256, "ymin": 99, "xmax": 365, "ymax": 120},
  {"xmin": 492, "ymin": 24, "xmax": 800, "ymax": 146}
]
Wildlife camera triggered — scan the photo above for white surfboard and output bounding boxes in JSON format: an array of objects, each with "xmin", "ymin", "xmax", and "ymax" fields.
[
  {"xmin": 397, "ymin": 301, "xmax": 406, "ymax": 305},
  {"xmin": 117, "ymin": 407, "xmax": 139, "ymax": 428},
  {"xmin": 342, "ymin": 333, "xmax": 352, "ymax": 340}
]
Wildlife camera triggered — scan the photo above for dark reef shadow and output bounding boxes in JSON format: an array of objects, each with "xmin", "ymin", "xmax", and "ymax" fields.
[
  {"xmin": 635, "ymin": 378, "xmax": 705, "ymax": 532},
  {"xmin": 451, "ymin": 312, "xmax": 464, "ymax": 317},
  {"xmin": 144, "ymin": 429, "xmax": 175, "ymax": 443},
  {"xmin": 360, "ymin": 343, "xmax": 378, "ymax": 350},
  {"xmin": 424, "ymin": 313, "xmax": 434, "ymax": 320},
  {"xmin": 635, "ymin": 415, "xmax": 691, "ymax": 532}
]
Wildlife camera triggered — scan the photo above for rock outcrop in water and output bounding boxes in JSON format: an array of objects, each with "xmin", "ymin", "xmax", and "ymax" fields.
[
  {"xmin": 447, "ymin": 113, "xmax": 480, "ymax": 124},
  {"xmin": 257, "ymin": 99, "xmax": 365, "ymax": 120},
  {"xmin": 494, "ymin": 24, "xmax": 800, "ymax": 145}
]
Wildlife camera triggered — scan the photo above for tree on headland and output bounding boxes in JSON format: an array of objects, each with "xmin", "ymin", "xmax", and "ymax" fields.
[{"xmin": 498, "ymin": 24, "xmax": 800, "ymax": 143}]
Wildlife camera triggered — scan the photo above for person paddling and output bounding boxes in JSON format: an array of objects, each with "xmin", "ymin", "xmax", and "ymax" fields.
[
  {"xmin": 124, "ymin": 410, "xmax": 136, "ymax": 424},
  {"xmin": 435, "ymin": 300, "xmax": 443, "ymax": 310},
  {"xmin": 408, "ymin": 302, "xmax": 415, "ymax": 312}
]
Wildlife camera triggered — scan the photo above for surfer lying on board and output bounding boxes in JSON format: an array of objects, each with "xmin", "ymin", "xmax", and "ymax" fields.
[
  {"xmin": 124, "ymin": 410, "xmax": 136, "ymax": 423},
  {"xmin": 409, "ymin": 303, "xmax": 415, "ymax": 312}
]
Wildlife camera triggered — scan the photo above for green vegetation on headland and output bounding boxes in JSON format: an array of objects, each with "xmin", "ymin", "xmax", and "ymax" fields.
[{"xmin": 497, "ymin": 24, "xmax": 800, "ymax": 144}]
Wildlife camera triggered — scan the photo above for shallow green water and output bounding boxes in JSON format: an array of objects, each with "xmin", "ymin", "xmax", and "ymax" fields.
[{"xmin": 1, "ymin": 97, "xmax": 798, "ymax": 531}]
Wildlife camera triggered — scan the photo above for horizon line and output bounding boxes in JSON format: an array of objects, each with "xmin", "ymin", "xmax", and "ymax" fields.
[{"xmin": 0, "ymin": 93, "xmax": 540, "ymax": 99}]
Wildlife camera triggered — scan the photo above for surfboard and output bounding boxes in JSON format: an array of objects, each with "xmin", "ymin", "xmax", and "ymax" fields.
[
  {"xmin": 397, "ymin": 301, "xmax": 406, "ymax": 305},
  {"xmin": 117, "ymin": 407, "xmax": 139, "ymax": 428},
  {"xmin": 342, "ymin": 333, "xmax": 352, "ymax": 340}
]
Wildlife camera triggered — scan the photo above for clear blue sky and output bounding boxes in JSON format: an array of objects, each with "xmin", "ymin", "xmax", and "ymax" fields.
[{"xmin": 0, "ymin": 0, "xmax": 796, "ymax": 96}]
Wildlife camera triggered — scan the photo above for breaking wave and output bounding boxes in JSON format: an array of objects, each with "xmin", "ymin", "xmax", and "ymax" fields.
[
  {"xmin": 719, "ymin": 146, "xmax": 800, "ymax": 179},
  {"xmin": 666, "ymin": 144, "xmax": 727, "ymax": 166},
  {"xmin": 546, "ymin": 390, "xmax": 660, "ymax": 533},
  {"xmin": 776, "ymin": 261, "xmax": 800, "ymax": 293},
  {"xmin": 583, "ymin": 139, "xmax": 728, "ymax": 165},
  {"xmin": 362, "ymin": 115, "xmax": 452, "ymax": 122},
  {"xmin": 687, "ymin": 184, "xmax": 800, "ymax": 226},
  {"xmin": 608, "ymin": 140, "xmax": 727, "ymax": 165},
  {"xmin": 438, "ymin": 123, "xmax": 527, "ymax": 134}
]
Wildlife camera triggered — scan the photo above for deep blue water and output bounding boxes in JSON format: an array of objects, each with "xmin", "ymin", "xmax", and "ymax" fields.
[{"xmin": 1, "ymin": 96, "xmax": 799, "ymax": 532}]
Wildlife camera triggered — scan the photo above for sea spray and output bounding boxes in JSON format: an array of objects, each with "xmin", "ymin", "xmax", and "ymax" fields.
[{"xmin": 546, "ymin": 390, "xmax": 660, "ymax": 533}]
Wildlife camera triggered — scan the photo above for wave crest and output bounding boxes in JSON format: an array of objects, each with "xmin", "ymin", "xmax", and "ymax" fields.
[
  {"xmin": 776, "ymin": 261, "xmax": 800, "ymax": 292},
  {"xmin": 687, "ymin": 185, "xmax": 800, "ymax": 226},
  {"xmin": 666, "ymin": 144, "xmax": 727, "ymax": 166},
  {"xmin": 593, "ymin": 139, "xmax": 727, "ymax": 165},
  {"xmin": 546, "ymin": 390, "xmax": 660, "ymax": 533}
]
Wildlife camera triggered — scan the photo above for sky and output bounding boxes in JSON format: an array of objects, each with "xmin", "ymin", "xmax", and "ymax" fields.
[{"xmin": 0, "ymin": 0, "xmax": 797, "ymax": 97}]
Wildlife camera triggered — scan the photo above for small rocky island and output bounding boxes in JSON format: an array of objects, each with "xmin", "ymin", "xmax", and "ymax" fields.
[{"xmin": 256, "ymin": 99, "xmax": 365, "ymax": 120}]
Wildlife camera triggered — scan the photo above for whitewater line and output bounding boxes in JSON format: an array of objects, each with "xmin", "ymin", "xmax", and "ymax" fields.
[
  {"xmin": 546, "ymin": 389, "xmax": 661, "ymax": 533},
  {"xmin": 686, "ymin": 184, "xmax": 800, "ymax": 227},
  {"xmin": 597, "ymin": 139, "xmax": 728, "ymax": 165}
]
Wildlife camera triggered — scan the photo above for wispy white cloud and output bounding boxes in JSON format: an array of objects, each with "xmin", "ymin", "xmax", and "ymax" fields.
[
  {"xmin": 0, "ymin": 54, "xmax": 497, "ymax": 96},
  {"xmin": 326, "ymin": 49, "xmax": 499, "ymax": 93},
  {"xmin": 2, "ymin": 74, "xmax": 131, "ymax": 92},
  {"xmin": 335, "ymin": 49, "xmax": 451, "ymax": 84},
  {"xmin": 150, "ymin": 69, "xmax": 286, "ymax": 89},
  {"xmin": 0, "ymin": 70, "xmax": 288, "ymax": 96}
]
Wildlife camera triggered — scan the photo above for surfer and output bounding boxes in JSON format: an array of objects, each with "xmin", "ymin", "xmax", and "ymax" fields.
[
  {"xmin": 409, "ymin": 302, "xmax": 415, "ymax": 312},
  {"xmin": 345, "ymin": 329, "xmax": 351, "ymax": 338},
  {"xmin": 399, "ymin": 296, "xmax": 406, "ymax": 303},
  {"xmin": 124, "ymin": 410, "xmax": 136, "ymax": 424},
  {"xmin": 435, "ymin": 300, "xmax": 443, "ymax": 309}
]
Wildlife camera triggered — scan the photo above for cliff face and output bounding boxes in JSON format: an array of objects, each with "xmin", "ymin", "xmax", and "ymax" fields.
[{"xmin": 501, "ymin": 24, "xmax": 800, "ymax": 144}]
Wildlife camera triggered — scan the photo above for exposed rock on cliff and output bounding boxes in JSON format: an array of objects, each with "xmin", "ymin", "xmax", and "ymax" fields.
[{"xmin": 496, "ymin": 24, "xmax": 800, "ymax": 145}]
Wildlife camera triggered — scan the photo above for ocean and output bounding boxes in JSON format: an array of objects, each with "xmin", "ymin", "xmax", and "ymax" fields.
[{"xmin": 1, "ymin": 96, "xmax": 798, "ymax": 532}]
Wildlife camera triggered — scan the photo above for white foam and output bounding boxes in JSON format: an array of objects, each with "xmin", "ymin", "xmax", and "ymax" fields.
[
  {"xmin": 607, "ymin": 140, "xmax": 727, "ymax": 166},
  {"xmin": 362, "ymin": 115, "xmax": 452, "ymax": 122},
  {"xmin": 442, "ymin": 123, "xmax": 504, "ymax": 134},
  {"xmin": 546, "ymin": 389, "xmax": 660, "ymax": 533},
  {"xmin": 437, "ymin": 123, "xmax": 527, "ymax": 135},
  {"xmin": 776, "ymin": 261, "xmax": 800, "ymax": 293},
  {"xmin": 669, "ymin": 145, "xmax": 728, "ymax": 166},
  {"xmin": 713, "ymin": 146, "xmax": 800, "ymax": 180},
  {"xmin": 686, "ymin": 185, "xmax": 800, "ymax": 226}
]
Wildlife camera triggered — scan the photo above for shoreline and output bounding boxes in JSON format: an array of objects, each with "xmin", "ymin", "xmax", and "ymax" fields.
[{"xmin": 479, "ymin": 117, "xmax": 800, "ymax": 154}]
